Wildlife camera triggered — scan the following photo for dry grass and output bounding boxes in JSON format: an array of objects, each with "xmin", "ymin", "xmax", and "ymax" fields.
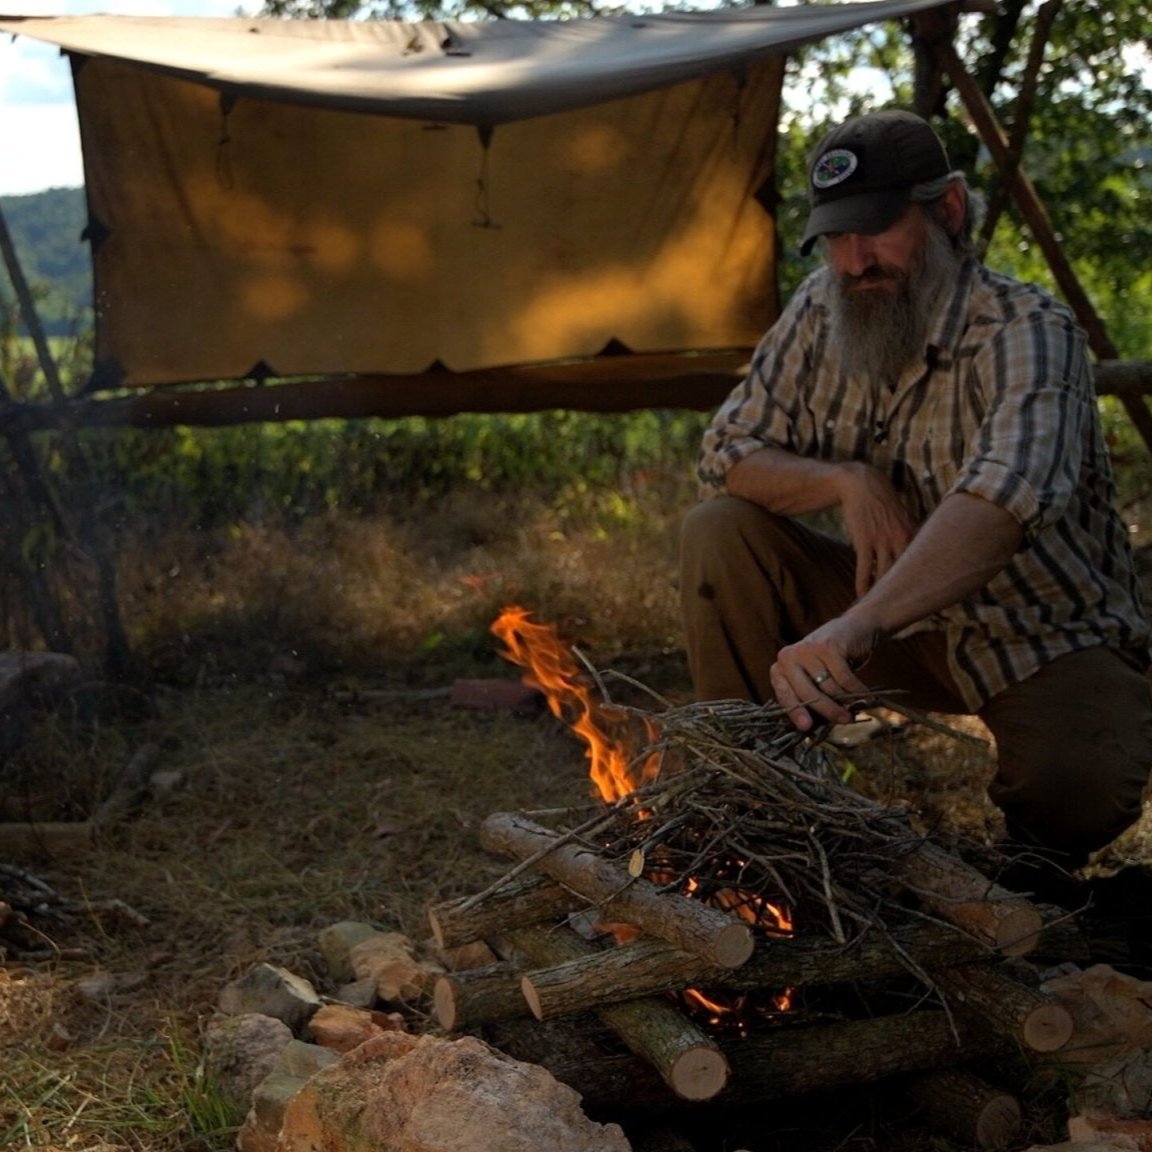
[{"xmin": 2, "ymin": 482, "xmax": 1151, "ymax": 1151}]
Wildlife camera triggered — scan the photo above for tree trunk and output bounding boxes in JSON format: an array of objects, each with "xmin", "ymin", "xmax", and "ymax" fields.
[
  {"xmin": 491, "ymin": 1008, "xmax": 993, "ymax": 1115},
  {"xmin": 428, "ymin": 874, "xmax": 581, "ymax": 951},
  {"xmin": 721, "ymin": 1010, "xmax": 988, "ymax": 1104},
  {"xmin": 432, "ymin": 962, "xmax": 530, "ymax": 1032},
  {"xmin": 934, "ymin": 962, "xmax": 1074, "ymax": 1053},
  {"xmin": 890, "ymin": 842, "xmax": 1044, "ymax": 956}
]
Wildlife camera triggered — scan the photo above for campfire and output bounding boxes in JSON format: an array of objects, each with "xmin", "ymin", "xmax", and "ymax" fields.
[{"xmin": 426, "ymin": 607, "xmax": 1082, "ymax": 1145}]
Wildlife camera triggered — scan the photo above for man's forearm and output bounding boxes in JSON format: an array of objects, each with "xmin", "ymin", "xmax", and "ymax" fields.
[
  {"xmin": 725, "ymin": 445, "xmax": 920, "ymax": 595},
  {"xmin": 840, "ymin": 492, "xmax": 1023, "ymax": 639},
  {"xmin": 725, "ymin": 446, "xmax": 849, "ymax": 515}
]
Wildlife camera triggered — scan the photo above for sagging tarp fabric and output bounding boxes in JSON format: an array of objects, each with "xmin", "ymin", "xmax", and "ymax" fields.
[{"xmin": 1, "ymin": 1, "xmax": 955, "ymax": 418}]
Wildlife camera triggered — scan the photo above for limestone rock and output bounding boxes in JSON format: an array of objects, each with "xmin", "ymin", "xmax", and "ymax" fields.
[
  {"xmin": 203, "ymin": 1012, "xmax": 293, "ymax": 1109},
  {"xmin": 237, "ymin": 1039, "xmax": 339, "ymax": 1152},
  {"xmin": 1025, "ymin": 1143, "xmax": 1142, "ymax": 1151},
  {"xmin": 318, "ymin": 921, "xmax": 380, "ymax": 984},
  {"xmin": 275, "ymin": 1037, "xmax": 342, "ymax": 1079},
  {"xmin": 276, "ymin": 1032, "xmax": 632, "ymax": 1152},
  {"xmin": 1043, "ymin": 963, "xmax": 1152, "ymax": 1116},
  {"xmin": 218, "ymin": 963, "xmax": 322, "ymax": 1034},
  {"xmin": 348, "ymin": 931, "xmax": 442, "ymax": 1004},
  {"xmin": 1067, "ymin": 1111, "xmax": 1152, "ymax": 1150},
  {"xmin": 332, "ymin": 976, "xmax": 378, "ymax": 1009},
  {"xmin": 307, "ymin": 1002, "xmax": 404, "ymax": 1053}
]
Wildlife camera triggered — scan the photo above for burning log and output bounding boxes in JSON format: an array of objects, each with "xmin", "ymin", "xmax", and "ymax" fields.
[
  {"xmin": 428, "ymin": 875, "xmax": 580, "ymax": 952},
  {"xmin": 519, "ymin": 921, "xmax": 996, "ymax": 1022},
  {"xmin": 465, "ymin": 612, "xmax": 1080, "ymax": 1118},
  {"xmin": 487, "ymin": 610, "xmax": 1041, "ymax": 962},
  {"xmin": 479, "ymin": 812, "xmax": 755, "ymax": 969},
  {"xmin": 505, "ymin": 923, "xmax": 730, "ymax": 1102}
]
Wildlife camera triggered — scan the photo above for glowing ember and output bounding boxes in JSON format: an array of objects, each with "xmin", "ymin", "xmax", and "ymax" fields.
[{"xmin": 491, "ymin": 605, "xmax": 660, "ymax": 804}]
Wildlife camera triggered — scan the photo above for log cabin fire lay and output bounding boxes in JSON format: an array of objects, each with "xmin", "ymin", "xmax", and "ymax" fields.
[{"xmin": 428, "ymin": 606, "xmax": 1080, "ymax": 1146}]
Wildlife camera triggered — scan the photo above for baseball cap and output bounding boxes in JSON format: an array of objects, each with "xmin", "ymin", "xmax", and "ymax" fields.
[{"xmin": 799, "ymin": 109, "xmax": 952, "ymax": 255}]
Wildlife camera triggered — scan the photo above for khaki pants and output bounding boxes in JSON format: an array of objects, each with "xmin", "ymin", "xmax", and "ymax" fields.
[{"xmin": 679, "ymin": 496, "xmax": 1152, "ymax": 862}]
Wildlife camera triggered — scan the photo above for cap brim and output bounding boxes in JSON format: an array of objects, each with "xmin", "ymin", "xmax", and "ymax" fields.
[{"xmin": 799, "ymin": 188, "xmax": 912, "ymax": 256}]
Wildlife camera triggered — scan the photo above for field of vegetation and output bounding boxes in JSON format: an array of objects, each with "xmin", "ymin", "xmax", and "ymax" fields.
[{"xmin": 0, "ymin": 403, "xmax": 1151, "ymax": 1152}]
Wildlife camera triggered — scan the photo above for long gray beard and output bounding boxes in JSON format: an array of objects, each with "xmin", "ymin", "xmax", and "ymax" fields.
[{"xmin": 828, "ymin": 224, "xmax": 961, "ymax": 386}]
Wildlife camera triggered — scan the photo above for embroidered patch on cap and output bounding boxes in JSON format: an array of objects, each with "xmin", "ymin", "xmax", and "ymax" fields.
[{"xmin": 812, "ymin": 148, "xmax": 859, "ymax": 189}]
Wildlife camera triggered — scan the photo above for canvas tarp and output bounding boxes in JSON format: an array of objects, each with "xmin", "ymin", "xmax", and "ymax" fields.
[{"xmin": 0, "ymin": 1, "xmax": 954, "ymax": 410}]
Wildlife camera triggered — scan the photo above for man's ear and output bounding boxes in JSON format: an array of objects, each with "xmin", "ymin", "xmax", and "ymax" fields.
[{"xmin": 939, "ymin": 179, "xmax": 967, "ymax": 237}]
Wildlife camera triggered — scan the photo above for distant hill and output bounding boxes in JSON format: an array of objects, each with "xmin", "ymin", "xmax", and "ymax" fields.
[{"xmin": 0, "ymin": 186, "xmax": 92, "ymax": 336}]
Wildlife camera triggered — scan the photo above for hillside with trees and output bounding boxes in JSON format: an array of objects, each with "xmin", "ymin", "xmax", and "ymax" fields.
[{"xmin": 0, "ymin": 185, "xmax": 91, "ymax": 336}]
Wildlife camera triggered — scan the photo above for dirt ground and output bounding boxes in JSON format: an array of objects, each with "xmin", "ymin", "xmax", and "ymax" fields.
[{"xmin": 3, "ymin": 503, "xmax": 1152, "ymax": 1152}]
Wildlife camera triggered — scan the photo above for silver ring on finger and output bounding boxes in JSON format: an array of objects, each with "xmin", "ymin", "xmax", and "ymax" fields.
[{"xmin": 812, "ymin": 670, "xmax": 831, "ymax": 686}]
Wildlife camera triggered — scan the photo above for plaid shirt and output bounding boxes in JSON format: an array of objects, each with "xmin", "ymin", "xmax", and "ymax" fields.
[{"xmin": 698, "ymin": 256, "xmax": 1150, "ymax": 710}]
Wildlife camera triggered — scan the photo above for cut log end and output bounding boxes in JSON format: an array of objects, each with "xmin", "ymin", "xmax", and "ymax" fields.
[
  {"xmin": 712, "ymin": 922, "xmax": 756, "ymax": 969},
  {"xmin": 1021, "ymin": 1002, "xmax": 1075, "ymax": 1053},
  {"xmin": 993, "ymin": 906, "xmax": 1044, "ymax": 957},
  {"xmin": 521, "ymin": 974, "xmax": 544, "ymax": 1022},
  {"xmin": 906, "ymin": 1067, "xmax": 1023, "ymax": 1151},
  {"xmin": 669, "ymin": 1045, "xmax": 729, "ymax": 1101},
  {"xmin": 975, "ymin": 1095, "xmax": 1023, "ymax": 1151}
]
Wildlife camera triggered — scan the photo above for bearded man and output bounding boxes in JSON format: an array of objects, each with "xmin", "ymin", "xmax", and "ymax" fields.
[{"xmin": 680, "ymin": 108, "xmax": 1152, "ymax": 885}]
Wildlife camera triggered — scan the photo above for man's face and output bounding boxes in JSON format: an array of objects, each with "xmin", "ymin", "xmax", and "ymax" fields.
[
  {"xmin": 823, "ymin": 203, "xmax": 930, "ymax": 291},
  {"xmin": 823, "ymin": 203, "xmax": 959, "ymax": 384}
]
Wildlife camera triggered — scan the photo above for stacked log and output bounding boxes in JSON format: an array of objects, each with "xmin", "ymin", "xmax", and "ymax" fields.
[{"xmin": 428, "ymin": 810, "xmax": 1076, "ymax": 1147}]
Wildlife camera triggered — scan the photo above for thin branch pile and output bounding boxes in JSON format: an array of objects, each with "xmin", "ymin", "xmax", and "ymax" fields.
[{"xmin": 584, "ymin": 695, "xmax": 940, "ymax": 948}]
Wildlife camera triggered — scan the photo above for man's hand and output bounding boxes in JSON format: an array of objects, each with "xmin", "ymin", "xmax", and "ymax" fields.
[
  {"xmin": 726, "ymin": 450, "xmax": 917, "ymax": 598},
  {"xmin": 834, "ymin": 462, "xmax": 918, "ymax": 596},
  {"xmin": 769, "ymin": 492, "xmax": 1023, "ymax": 733},
  {"xmin": 769, "ymin": 616, "xmax": 878, "ymax": 731}
]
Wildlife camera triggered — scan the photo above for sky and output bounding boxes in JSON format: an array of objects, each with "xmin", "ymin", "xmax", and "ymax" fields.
[{"xmin": 0, "ymin": 0, "xmax": 251, "ymax": 196}]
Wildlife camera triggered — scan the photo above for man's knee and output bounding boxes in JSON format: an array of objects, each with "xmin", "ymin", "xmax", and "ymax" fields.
[
  {"xmin": 992, "ymin": 760, "xmax": 1145, "ymax": 861},
  {"xmin": 681, "ymin": 496, "xmax": 779, "ymax": 557},
  {"xmin": 680, "ymin": 498, "xmax": 793, "ymax": 606},
  {"xmin": 984, "ymin": 647, "xmax": 1152, "ymax": 859}
]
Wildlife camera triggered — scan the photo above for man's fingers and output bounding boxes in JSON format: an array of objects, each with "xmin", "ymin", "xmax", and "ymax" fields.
[{"xmin": 771, "ymin": 664, "xmax": 857, "ymax": 730}]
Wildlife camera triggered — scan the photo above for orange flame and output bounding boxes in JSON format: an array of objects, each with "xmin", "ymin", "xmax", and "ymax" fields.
[
  {"xmin": 491, "ymin": 605, "xmax": 659, "ymax": 804},
  {"xmin": 492, "ymin": 605, "xmax": 795, "ymax": 1026}
]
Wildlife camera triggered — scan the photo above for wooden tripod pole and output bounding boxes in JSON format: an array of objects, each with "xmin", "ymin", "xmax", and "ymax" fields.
[
  {"xmin": 0, "ymin": 201, "xmax": 130, "ymax": 672},
  {"xmin": 919, "ymin": 16, "xmax": 1152, "ymax": 453}
]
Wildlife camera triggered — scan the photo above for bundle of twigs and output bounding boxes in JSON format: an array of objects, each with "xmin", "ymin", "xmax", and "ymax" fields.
[{"xmin": 561, "ymin": 688, "xmax": 989, "ymax": 951}]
